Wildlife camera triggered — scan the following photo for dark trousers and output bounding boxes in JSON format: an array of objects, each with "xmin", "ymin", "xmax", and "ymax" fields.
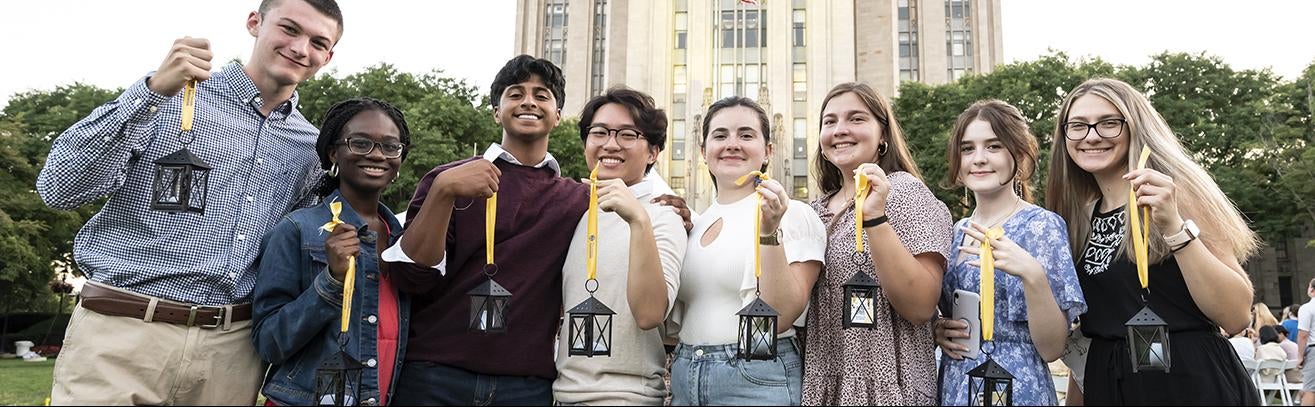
[{"xmin": 391, "ymin": 361, "xmax": 553, "ymax": 406}]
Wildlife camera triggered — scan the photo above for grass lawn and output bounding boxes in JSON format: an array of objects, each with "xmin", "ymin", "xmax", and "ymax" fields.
[{"xmin": 0, "ymin": 358, "xmax": 54, "ymax": 406}]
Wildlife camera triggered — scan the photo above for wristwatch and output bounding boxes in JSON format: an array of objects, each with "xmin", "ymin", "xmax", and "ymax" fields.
[
  {"xmin": 1163, "ymin": 219, "xmax": 1199, "ymax": 249},
  {"xmin": 759, "ymin": 229, "xmax": 781, "ymax": 246}
]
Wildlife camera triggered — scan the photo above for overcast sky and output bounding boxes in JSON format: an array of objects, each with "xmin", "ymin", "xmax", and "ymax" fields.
[{"xmin": 1, "ymin": 0, "xmax": 1312, "ymax": 109}]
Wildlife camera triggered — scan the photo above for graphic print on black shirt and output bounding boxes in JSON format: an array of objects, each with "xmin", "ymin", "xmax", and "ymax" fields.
[{"xmin": 1081, "ymin": 206, "xmax": 1126, "ymax": 276}]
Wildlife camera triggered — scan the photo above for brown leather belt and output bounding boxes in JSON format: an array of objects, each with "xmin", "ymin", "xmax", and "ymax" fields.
[{"xmin": 80, "ymin": 282, "xmax": 252, "ymax": 329}]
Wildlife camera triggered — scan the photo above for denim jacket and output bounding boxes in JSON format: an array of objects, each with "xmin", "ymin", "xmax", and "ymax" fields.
[{"xmin": 251, "ymin": 190, "xmax": 409, "ymax": 406}]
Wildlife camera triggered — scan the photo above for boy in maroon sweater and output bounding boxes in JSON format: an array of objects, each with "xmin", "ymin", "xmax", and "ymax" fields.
[{"xmin": 382, "ymin": 55, "xmax": 580, "ymax": 404}]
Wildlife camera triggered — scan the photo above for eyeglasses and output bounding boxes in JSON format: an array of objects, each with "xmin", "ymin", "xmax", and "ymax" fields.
[
  {"xmin": 1064, "ymin": 118, "xmax": 1126, "ymax": 140},
  {"xmin": 585, "ymin": 126, "xmax": 646, "ymax": 149},
  {"xmin": 337, "ymin": 137, "xmax": 406, "ymax": 158}
]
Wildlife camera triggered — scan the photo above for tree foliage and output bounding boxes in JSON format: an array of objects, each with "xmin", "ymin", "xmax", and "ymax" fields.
[{"xmin": 895, "ymin": 51, "xmax": 1315, "ymax": 244}]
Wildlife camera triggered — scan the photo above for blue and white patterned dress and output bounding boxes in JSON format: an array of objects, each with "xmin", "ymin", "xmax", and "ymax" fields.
[{"xmin": 938, "ymin": 204, "xmax": 1087, "ymax": 406}]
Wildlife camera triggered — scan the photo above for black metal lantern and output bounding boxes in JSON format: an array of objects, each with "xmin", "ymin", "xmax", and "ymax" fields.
[
  {"xmin": 736, "ymin": 296, "xmax": 779, "ymax": 360},
  {"xmin": 567, "ymin": 285, "xmax": 615, "ymax": 357},
  {"xmin": 967, "ymin": 356, "xmax": 1014, "ymax": 407},
  {"xmin": 468, "ymin": 274, "xmax": 511, "ymax": 333},
  {"xmin": 150, "ymin": 146, "xmax": 211, "ymax": 214},
  {"xmin": 1126, "ymin": 305, "xmax": 1171, "ymax": 373},
  {"xmin": 842, "ymin": 270, "xmax": 879, "ymax": 329},
  {"xmin": 314, "ymin": 339, "xmax": 364, "ymax": 406}
]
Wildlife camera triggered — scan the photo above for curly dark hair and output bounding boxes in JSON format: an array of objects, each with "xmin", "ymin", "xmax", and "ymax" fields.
[
  {"xmin": 313, "ymin": 97, "xmax": 411, "ymax": 197},
  {"xmin": 577, "ymin": 87, "xmax": 668, "ymax": 172},
  {"xmin": 489, "ymin": 55, "xmax": 566, "ymax": 109}
]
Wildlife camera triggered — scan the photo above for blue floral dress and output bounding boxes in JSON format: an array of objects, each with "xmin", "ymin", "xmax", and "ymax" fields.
[{"xmin": 938, "ymin": 204, "xmax": 1087, "ymax": 406}]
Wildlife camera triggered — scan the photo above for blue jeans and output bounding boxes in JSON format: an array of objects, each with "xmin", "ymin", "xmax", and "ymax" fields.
[
  {"xmin": 670, "ymin": 337, "xmax": 803, "ymax": 406},
  {"xmin": 391, "ymin": 361, "xmax": 553, "ymax": 406}
]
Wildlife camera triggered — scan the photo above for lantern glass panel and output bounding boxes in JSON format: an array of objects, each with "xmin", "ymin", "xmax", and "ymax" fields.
[
  {"xmin": 737, "ymin": 315, "xmax": 777, "ymax": 359},
  {"xmin": 314, "ymin": 355, "xmax": 362, "ymax": 406},
  {"xmin": 847, "ymin": 287, "xmax": 875, "ymax": 325},
  {"xmin": 1130, "ymin": 325, "xmax": 1170, "ymax": 371}
]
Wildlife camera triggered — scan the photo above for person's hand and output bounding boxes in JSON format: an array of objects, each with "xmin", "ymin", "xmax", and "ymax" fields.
[
  {"xmin": 755, "ymin": 179, "xmax": 790, "ymax": 235},
  {"xmin": 589, "ymin": 178, "xmax": 649, "ymax": 225},
  {"xmin": 433, "ymin": 160, "xmax": 501, "ymax": 199},
  {"xmin": 147, "ymin": 37, "xmax": 214, "ymax": 97},
  {"xmin": 958, "ymin": 221, "xmax": 1045, "ymax": 283},
  {"xmin": 934, "ymin": 317, "xmax": 972, "ymax": 360},
  {"xmin": 651, "ymin": 194, "xmax": 693, "ymax": 232},
  {"xmin": 324, "ymin": 223, "xmax": 359, "ymax": 283},
  {"xmin": 856, "ymin": 163, "xmax": 890, "ymax": 220},
  {"xmin": 1124, "ymin": 168, "xmax": 1184, "ymax": 233}
]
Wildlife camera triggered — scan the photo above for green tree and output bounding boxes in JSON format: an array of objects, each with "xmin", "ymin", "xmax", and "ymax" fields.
[{"xmin": 0, "ymin": 85, "xmax": 117, "ymax": 312}]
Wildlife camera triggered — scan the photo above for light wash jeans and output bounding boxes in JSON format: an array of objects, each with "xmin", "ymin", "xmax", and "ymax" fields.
[{"xmin": 670, "ymin": 337, "xmax": 803, "ymax": 406}]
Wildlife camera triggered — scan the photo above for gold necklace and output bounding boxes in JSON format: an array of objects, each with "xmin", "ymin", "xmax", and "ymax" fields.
[{"xmin": 972, "ymin": 197, "xmax": 1023, "ymax": 229}]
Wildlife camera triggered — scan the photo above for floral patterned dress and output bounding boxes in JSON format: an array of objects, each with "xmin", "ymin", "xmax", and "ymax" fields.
[
  {"xmin": 802, "ymin": 172, "xmax": 953, "ymax": 405},
  {"xmin": 938, "ymin": 204, "xmax": 1087, "ymax": 406}
]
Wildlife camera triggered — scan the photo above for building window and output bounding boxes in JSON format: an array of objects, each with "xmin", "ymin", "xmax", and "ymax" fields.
[
  {"xmin": 793, "ymin": 118, "xmax": 808, "ymax": 159},
  {"xmin": 720, "ymin": 9, "xmax": 766, "ymax": 49},
  {"xmin": 898, "ymin": 0, "xmax": 919, "ymax": 82},
  {"xmin": 673, "ymin": 65, "xmax": 688, "ymax": 97},
  {"xmin": 591, "ymin": 0, "xmax": 608, "ymax": 96},
  {"xmin": 945, "ymin": 0, "xmax": 972, "ymax": 81},
  {"xmin": 672, "ymin": 119, "xmax": 687, "ymax": 160},
  {"xmin": 793, "ymin": 176, "xmax": 809, "ymax": 199},
  {"xmin": 792, "ymin": 9, "xmax": 806, "ymax": 47},
  {"xmin": 675, "ymin": 12, "xmax": 688, "ymax": 49},
  {"xmin": 792, "ymin": 63, "xmax": 807, "ymax": 101},
  {"xmin": 542, "ymin": 0, "xmax": 569, "ymax": 66},
  {"xmin": 670, "ymin": 176, "xmax": 687, "ymax": 191}
]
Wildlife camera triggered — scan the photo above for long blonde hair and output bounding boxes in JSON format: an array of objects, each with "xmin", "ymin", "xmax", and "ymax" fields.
[{"xmin": 1045, "ymin": 78, "xmax": 1259, "ymax": 263}]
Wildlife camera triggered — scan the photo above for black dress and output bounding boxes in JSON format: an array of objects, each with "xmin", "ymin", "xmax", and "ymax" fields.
[{"xmin": 1076, "ymin": 204, "xmax": 1258, "ymax": 405}]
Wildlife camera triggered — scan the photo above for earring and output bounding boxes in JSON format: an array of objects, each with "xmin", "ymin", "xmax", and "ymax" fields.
[
  {"xmin": 878, "ymin": 141, "xmax": 889, "ymax": 157},
  {"xmin": 962, "ymin": 186, "xmax": 971, "ymax": 209},
  {"xmin": 328, "ymin": 163, "xmax": 338, "ymax": 178},
  {"xmin": 1014, "ymin": 179, "xmax": 1024, "ymax": 197}
]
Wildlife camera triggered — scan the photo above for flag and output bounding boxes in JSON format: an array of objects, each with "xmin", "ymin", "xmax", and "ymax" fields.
[{"xmin": 740, "ymin": 0, "xmax": 759, "ymax": 5}]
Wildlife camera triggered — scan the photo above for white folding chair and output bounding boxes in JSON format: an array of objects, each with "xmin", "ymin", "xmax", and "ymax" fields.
[
  {"xmin": 1257, "ymin": 359, "xmax": 1296, "ymax": 406},
  {"xmin": 1241, "ymin": 359, "xmax": 1267, "ymax": 405}
]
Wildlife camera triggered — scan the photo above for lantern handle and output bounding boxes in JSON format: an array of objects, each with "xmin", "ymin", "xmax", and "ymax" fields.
[
  {"xmin": 179, "ymin": 129, "xmax": 197, "ymax": 146},
  {"xmin": 584, "ymin": 278, "xmax": 599, "ymax": 294},
  {"xmin": 1140, "ymin": 288, "xmax": 1150, "ymax": 305},
  {"xmin": 981, "ymin": 340, "xmax": 995, "ymax": 356},
  {"xmin": 483, "ymin": 263, "xmax": 499, "ymax": 278}
]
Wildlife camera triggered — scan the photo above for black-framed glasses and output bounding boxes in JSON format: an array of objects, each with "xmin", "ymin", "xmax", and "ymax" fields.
[
  {"xmin": 1064, "ymin": 118, "xmax": 1126, "ymax": 140},
  {"xmin": 338, "ymin": 137, "xmax": 406, "ymax": 158},
  {"xmin": 585, "ymin": 126, "xmax": 646, "ymax": 149}
]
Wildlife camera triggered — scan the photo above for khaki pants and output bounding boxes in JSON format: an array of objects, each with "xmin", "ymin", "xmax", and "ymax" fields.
[{"xmin": 50, "ymin": 302, "xmax": 264, "ymax": 406}]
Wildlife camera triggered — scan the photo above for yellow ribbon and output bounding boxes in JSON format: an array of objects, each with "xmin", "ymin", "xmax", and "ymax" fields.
[
  {"xmin": 1129, "ymin": 148, "xmax": 1153, "ymax": 289},
  {"xmin": 320, "ymin": 200, "xmax": 356, "ymax": 333},
  {"xmin": 586, "ymin": 166, "xmax": 600, "ymax": 280},
  {"xmin": 180, "ymin": 81, "xmax": 196, "ymax": 132},
  {"xmin": 854, "ymin": 171, "xmax": 871, "ymax": 253},
  {"xmin": 735, "ymin": 171, "xmax": 770, "ymax": 279},
  {"xmin": 487, "ymin": 192, "xmax": 497, "ymax": 265},
  {"xmin": 979, "ymin": 226, "xmax": 1005, "ymax": 342}
]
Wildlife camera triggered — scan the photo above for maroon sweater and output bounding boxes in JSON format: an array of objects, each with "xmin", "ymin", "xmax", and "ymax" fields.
[{"xmin": 390, "ymin": 156, "xmax": 588, "ymax": 379}]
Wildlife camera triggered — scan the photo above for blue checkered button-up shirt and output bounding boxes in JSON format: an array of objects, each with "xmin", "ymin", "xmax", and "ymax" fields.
[{"xmin": 37, "ymin": 63, "xmax": 322, "ymax": 305}]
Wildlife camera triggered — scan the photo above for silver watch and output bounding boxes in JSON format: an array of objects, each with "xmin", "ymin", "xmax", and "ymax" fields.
[{"xmin": 1163, "ymin": 219, "xmax": 1199, "ymax": 249}]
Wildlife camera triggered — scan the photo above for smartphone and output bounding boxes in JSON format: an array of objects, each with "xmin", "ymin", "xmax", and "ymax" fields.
[{"xmin": 951, "ymin": 289, "xmax": 982, "ymax": 360}]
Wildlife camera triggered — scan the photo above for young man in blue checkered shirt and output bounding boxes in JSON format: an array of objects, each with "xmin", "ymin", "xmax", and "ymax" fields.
[{"xmin": 36, "ymin": 0, "xmax": 343, "ymax": 404}]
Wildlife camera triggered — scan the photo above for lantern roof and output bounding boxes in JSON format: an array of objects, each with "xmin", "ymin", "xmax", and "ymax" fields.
[
  {"xmin": 966, "ymin": 356, "xmax": 1014, "ymax": 380},
  {"xmin": 843, "ymin": 271, "xmax": 879, "ymax": 288},
  {"xmin": 317, "ymin": 351, "xmax": 365, "ymax": 371},
  {"xmin": 567, "ymin": 296, "xmax": 616, "ymax": 316},
  {"xmin": 154, "ymin": 147, "xmax": 212, "ymax": 169},
  {"xmin": 736, "ymin": 296, "xmax": 779, "ymax": 317},
  {"xmin": 467, "ymin": 278, "xmax": 512, "ymax": 297},
  {"xmin": 1125, "ymin": 305, "xmax": 1167, "ymax": 326}
]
